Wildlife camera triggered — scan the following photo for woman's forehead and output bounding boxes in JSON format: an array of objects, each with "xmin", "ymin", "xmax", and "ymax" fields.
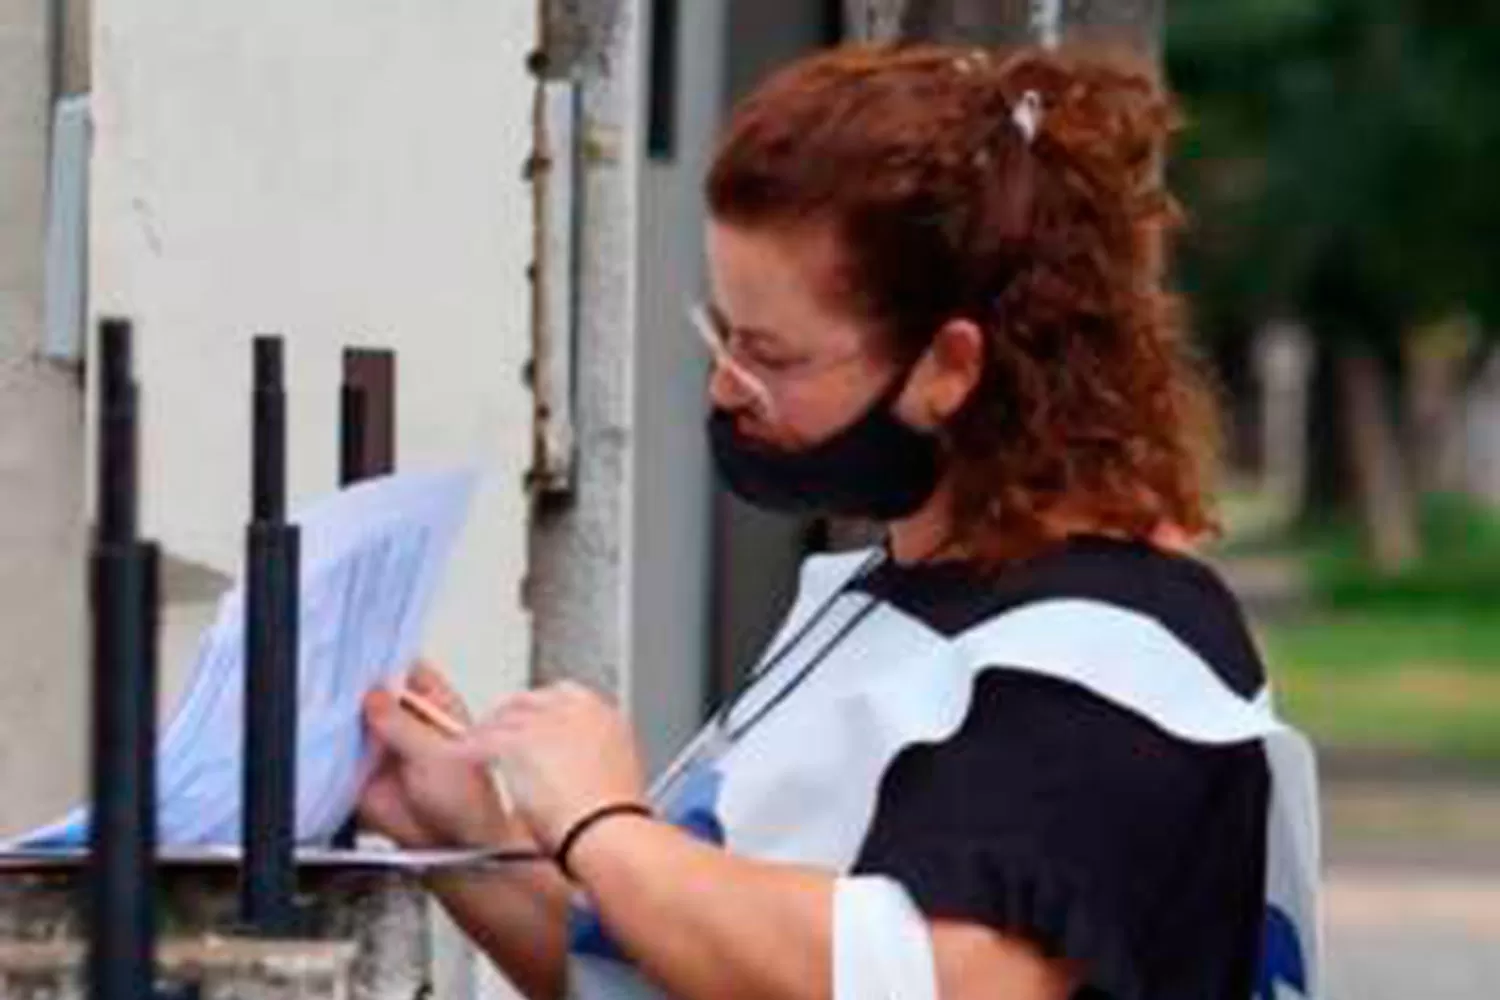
[{"xmin": 705, "ymin": 221, "xmax": 863, "ymax": 348}]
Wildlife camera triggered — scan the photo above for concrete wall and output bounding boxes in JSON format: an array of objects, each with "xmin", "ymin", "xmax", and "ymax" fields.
[
  {"xmin": 0, "ymin": 0, "xmax": 90, "ymax": 836},
  {"xmin": 528, "ymin": 0, "xmax": 644, "ymax": 705},
  {"xmin": 87, "ymin": 10, "xmax": 542, "ymax": 996},
  {"xmin": 89, "ymin": 0, "xmax": 538, "ymax": 719},
  {"xmin": 542, "ymin": 0, "xmax": 833, "ymax": 774}
]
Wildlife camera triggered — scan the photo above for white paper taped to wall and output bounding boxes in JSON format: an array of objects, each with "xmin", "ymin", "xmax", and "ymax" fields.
[{"xmin": 7, "ymin": 469, "xmax": 476, "ymax": 851}]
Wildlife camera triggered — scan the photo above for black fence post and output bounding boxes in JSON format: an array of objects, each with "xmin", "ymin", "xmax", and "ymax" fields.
[
  {"xmin": 240, "ymin": 336, "xmax": 301, "ymax": 934},
  {"xmin": 331, "ymin": 347, "xmax": 396, "ymax": 849},
  {"xmin": 88, "ymin": 317, "xmax": 159, "ymax": 1000},
  {"xmin": 341, "ymin": 347, "xmax": 396, "ymax": 486}
]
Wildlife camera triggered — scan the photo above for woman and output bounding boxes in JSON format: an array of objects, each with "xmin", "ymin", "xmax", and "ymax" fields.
[{"xmin": 359, "ymin": 44, "xmax": 1318, "ymax": 1000}]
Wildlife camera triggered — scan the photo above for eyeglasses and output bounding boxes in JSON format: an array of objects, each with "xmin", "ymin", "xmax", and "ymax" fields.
[
  {"xmin": 689, "ymin": 303, "xmax": 867, "ymax": 420},
  {"xmin": 690, "ymin": 304, "xmax": 776, "ymax": 417}
]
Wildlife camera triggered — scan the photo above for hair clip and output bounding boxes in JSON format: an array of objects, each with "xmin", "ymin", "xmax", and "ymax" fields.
[
  {"xmin": 952, "ymin": 48, "xmax": 991, "ymax": 75},
  {"xmin": 1012, "ymin": 90, "xmax": 1043, "ymax": 145}
]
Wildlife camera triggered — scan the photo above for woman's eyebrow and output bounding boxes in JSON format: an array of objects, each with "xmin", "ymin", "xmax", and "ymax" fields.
[{"xmin": 705, "ymin": 302, "xmax": 787, "ymax": 352}]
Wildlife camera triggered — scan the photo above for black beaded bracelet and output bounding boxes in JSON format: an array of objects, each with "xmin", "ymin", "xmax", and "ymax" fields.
[{"xmin": 554, "ymin": 801, "xmax": 654, "ymax": 880}]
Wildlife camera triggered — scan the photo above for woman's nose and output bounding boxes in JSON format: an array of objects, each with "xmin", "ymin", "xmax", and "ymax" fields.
[
  {"xmin": 707, "ymin": 358, "xmax": 746, "ymax": 410},
  {"xmin": 706, "ymin": 356, "xmax": 772, "ymax": 417}
]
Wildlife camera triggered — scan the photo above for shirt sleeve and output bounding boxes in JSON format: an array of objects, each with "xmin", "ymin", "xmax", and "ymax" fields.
[{"xmin": 849, "ymin": 669, "xmax": 1267, "ymax": 1000}]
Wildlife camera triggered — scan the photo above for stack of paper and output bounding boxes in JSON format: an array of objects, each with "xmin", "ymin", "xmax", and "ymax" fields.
[{"xmin": 10, "ymin": 469, "xmax": 475, "ymax": 850}]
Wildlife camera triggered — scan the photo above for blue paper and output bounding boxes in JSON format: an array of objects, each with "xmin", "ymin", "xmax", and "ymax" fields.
[{"xmin": 8, "ymin": 469, "xmax": 475, "ymax": 849}]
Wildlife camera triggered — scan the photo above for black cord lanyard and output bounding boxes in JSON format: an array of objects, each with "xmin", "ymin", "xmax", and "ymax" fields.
[
  {"xmin": 712, "ymin": 546, "xmax": 888, "ymax": 744},
  {"xmin": 712, "ymin": 531, "xmax": 960, "ymax": 745},
  {"xmin": 647, "ymin": 534, "xmax": 955, "ymax": 814}
]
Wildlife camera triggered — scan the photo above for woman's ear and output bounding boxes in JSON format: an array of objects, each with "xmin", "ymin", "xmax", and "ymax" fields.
[{"xmin": 906, "ymin": 318, "xmax": 984, "ymax": 428}]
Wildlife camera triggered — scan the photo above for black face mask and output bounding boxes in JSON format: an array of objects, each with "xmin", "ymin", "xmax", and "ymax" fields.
[{"xmin": 707, "ymin": 371, "xmax": 943, "ymax": 520}]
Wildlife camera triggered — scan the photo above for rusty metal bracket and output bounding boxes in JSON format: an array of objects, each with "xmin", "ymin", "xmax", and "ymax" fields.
[{"xmin": 531, "ymin": 79, "xmax": 581, "ymax": 497}]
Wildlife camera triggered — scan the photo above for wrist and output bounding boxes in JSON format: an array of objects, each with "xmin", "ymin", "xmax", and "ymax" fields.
[{"xmin": 554, "ymin": 802, "xmax": 656, "ymax": 883}]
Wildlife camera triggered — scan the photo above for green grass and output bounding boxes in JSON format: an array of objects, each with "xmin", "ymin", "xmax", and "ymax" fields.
[
  {"xmin": 1307, "ymin": 493, "xmax": 1500, "ymax": 612},
  {"xmin": 1263, "ymin": 607, "xmax": 1500, "ymax": 674},
  {"xmin": 1223, "ymin": 493, "xmax": 1500, "ymax": 767},
  {"xmin": 1261, "ymin": 611, "xmax": 1500, "ymax": 767}
]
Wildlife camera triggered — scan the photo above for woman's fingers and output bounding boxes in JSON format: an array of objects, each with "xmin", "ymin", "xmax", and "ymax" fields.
[
  {"xmin": 357, "ymin": 771, "xmax": 437, "ymax": 847},
  {"xmin": 408, "ymin": 661, "xmax": 474, "ymax": 724},
  {"xmin": 465, "ymin": 691, "xmax": 544, "ymax": 732},
  {"xmin": 363, "ymin": 688, "xmax": 463, "ymax": 760},
  {"xmin": 442, "ymin": 681, "xmax": 605, "ymax": 764},
  {"xmin": 456, "ymin": 715, "xmax": 530, "ymax": 765}
]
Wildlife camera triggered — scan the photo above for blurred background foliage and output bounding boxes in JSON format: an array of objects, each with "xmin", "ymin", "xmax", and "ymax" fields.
[
  {"xmin": 1170, "ymin": 0, "xmax": 1500, "ymax": 347},
  {"xmin": 1166, "ymin": 0, "xmax": 1500, "ymax": 769}
]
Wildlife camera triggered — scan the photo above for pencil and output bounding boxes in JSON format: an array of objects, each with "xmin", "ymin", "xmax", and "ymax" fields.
[
  {"xmin": 395, "ymin": 685, "xmax": 516, "ymax": 816},
  {"xmin": 397, "ymin": 687, "xmax": 468, "ymax": 740}
]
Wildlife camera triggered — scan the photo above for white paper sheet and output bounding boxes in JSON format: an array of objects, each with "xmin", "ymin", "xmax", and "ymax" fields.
[{"xmin": 7, "ymin": 469, "xmax": 476, "ymax": 851}]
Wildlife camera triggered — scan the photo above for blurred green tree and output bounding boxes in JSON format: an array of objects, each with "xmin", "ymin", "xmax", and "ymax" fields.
[{"xmin": 1168, "ymin": 0, "xmax": 1500, "ymax": 564}]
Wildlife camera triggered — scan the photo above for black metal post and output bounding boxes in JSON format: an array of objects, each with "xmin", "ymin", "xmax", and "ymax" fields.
[
  {"xmin": 340, "ymin": 347, "xmax": 396, "ymax": 485},
  {"xmin": 88, "ymin": 317, "xmax": 158, "ymax": 1000},
  {"xmin": 331, "ymin": 347, "xmax": 396, "ymax": 848},
  {"xmin": 339, "ymin": 379, "xmax": 369, "ymax": 489},
  {"xmin": 240, "ymin": 335, "xmax": 300, "ymax": 934}
]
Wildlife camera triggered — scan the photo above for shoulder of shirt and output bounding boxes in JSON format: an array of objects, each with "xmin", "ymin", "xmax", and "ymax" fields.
[{"xmin": 861, "ymin": 539, "xmax": 1267, "ymax": 699}]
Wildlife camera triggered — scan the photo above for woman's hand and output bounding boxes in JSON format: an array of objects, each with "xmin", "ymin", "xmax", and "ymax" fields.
[
  {"xmin": 462, "ymin": 680, "xmax": 648, "ymax": 852},
  {"xmin": 359, "ymin": 663, "xmax": 513, "ymax": 849}
]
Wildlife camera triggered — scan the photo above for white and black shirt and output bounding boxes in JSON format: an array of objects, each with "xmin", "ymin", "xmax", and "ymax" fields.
[
  {"xmin": 569, "ymin": 536, "xmax": 1280, "ymax": 1000},
  {"xmin": 848, "ymin": 538, "xmax": 1269, "ymax": 999}
]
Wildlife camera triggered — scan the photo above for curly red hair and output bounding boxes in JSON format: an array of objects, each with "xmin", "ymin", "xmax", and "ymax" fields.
[{"xmin": 707, "ymin": 43, "xmax": 1220, "ymax": 561}]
